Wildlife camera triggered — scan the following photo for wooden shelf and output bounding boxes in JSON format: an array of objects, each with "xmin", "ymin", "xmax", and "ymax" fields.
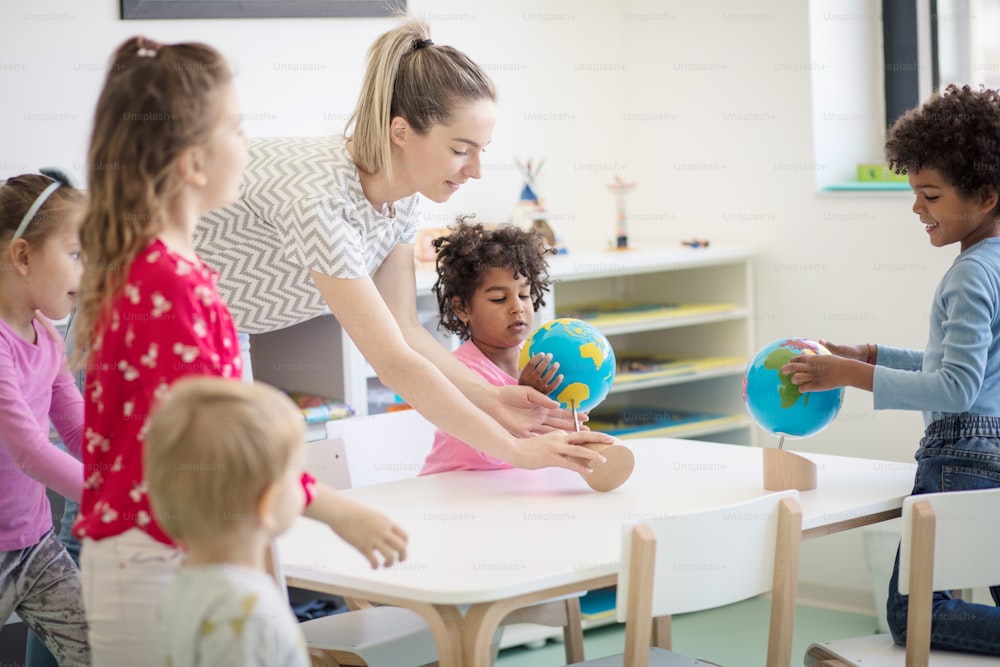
[
  {"xmin": 612, "ymin": 354, "xmax": 747, "ymax": 393},
  {"xmin": 557, "ymin": 302, "xmax": 748, "ymax": 336}
]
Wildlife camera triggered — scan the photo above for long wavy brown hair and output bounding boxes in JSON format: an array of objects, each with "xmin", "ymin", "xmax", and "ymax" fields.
[{"xmin": 74, "ymin": 37, "xmax": 231, "ymax": 367}]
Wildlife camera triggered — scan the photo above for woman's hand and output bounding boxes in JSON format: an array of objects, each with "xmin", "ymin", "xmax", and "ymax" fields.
[
  {"xmin": 490, "ymin": 385, "xmax": 589, "ymax": 435},
  {"xmin": 510, "ymin": 430, "xmax": 616, "ymax": 473},
  {"xmin": 518, "ymin": 352, "xmax": 562, "ymax": 396}
]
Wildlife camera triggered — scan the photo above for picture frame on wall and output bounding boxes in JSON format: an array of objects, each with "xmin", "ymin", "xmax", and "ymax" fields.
[{"xmin": 121, "ymin": 0, "xmax": 406, "ymax": 20}]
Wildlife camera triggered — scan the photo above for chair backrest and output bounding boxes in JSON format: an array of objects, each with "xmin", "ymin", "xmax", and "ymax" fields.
[
  {"xmin": 309, "ymin": 410, "xmax": 437, "ymax": 489},
  {"xmin": 899, "ymin": 486, "xmax": 1000, "ymax": 594},
  {"xmin": 616, "ymin": 490, "xmax": 802, "ymax": 667},
  {"xmin": 897, "ymin": 486, "xmax": 1000, "ymax": 666}
]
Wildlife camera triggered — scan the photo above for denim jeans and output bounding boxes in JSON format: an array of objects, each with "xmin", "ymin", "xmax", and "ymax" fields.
[
  {"xmin": 886, "ymin": 414, "xmax": 1000, "ymax": 655},
  {"xmin": 1, "ymin": 529, "xmax": 89, "ymax": 667}
]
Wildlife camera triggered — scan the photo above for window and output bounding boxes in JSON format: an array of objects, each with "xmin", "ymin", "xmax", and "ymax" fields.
[{"xmin": 811, "ymin": 0, "xmax": 1000, "ymax": 191}]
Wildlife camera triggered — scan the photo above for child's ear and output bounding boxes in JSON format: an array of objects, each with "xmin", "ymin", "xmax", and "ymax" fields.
[
  {"xmin": 451, "ymin": 296, "xmax": 469, "ymax": 323},
  {"xmin": 389, "ymin": 116, "xmax": 410, "ymax": 149},
  {"xmin": 7, "ymin": 238, "xmax": 32, "ymax": 276},
  {"xmin": 176, "ymin": 145, "xmax": 209, "ymax": 188},
  {"xmin": 255, "ymin": 482, "xmax": 280, "ymax": 533},
  {"xmin": 981, "ymin": 185, "xmax": 1000, "ymax": 212}
]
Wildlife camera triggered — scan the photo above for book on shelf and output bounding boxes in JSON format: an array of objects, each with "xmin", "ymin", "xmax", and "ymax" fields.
[
  {"xmin": 556, "ymin": 300, "xmax": 736, "ymax": 327},
  {"xmin": 285, "ymin": 391, "xmax": 354, "ymax": 425},
  {"xmin": 587, "ymin": 406, "xmax": 745, "ymax": 439},
  {"xmin": 579, "ymin": 587, "xmax": 618, "ymax": 621},
  {"xmin": 615, "ymin": 353, "xmax": 746, "ymax": 384}
]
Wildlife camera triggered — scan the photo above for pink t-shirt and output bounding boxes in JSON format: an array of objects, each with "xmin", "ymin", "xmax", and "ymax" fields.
[
  {"xmin": 420, "ymin": 341, "xmax": 515, "ymax": 476},
  {"xmin": 0, "ymin": 315, "xmax": 84, "ymax": 550}
]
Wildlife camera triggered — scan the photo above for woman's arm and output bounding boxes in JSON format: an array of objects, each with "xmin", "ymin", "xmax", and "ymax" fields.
[
  {"xmin": 372, "ymin": 244, "xmax": 578, "ymax": 434},
  {"xmin": 309, "ymin": 266, "xmax": 612, "ymax": 472}
]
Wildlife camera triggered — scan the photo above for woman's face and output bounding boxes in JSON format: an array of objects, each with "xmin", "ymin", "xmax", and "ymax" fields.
[{"xmin": 394, "ymin": 98, "xmax": 496, "ymax": 203}]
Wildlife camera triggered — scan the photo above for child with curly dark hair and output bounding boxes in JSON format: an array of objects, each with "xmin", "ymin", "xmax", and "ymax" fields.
[
  {"xmin": 421, "ymin": 220, "xmax": 573, "ymax": 474},
  {"xmin": 782, "ymin": 83, "xmax": 1000, "ymax": 656}
]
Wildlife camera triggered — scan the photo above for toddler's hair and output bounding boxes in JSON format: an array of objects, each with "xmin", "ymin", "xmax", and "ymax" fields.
[
  {"xmin": 346, "ymin": 18, "xmax": 495, "ymax": 180},
  {"xmin": 433, "ymin": 219, "xmax": 555, "ymax": 340},
  {"xmin": 0, "ymin": 173, "xmax": 84, "ymax": 251},
  {"xmin": 886, "ymin": 83, "xmax": 1000, "ymax": 200},
  {"xmin": 75, "ymin": 36, "xmax": 233, "ymax": 365},
  {"xmin": 143, "ymin": 377, "xmax": 304, "ymax": 548}
]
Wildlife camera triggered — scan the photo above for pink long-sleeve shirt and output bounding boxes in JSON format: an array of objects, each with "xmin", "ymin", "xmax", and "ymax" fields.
[
  {"xmin": 420, "ymin": 341, "xmax": 515, "ymax": 476},
  {"xmin": 0, "ymin": 315, "xmax": 84, "ymax": 551}
]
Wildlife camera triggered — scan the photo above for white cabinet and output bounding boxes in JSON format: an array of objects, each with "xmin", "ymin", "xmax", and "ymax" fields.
[
  {"xmin": 544, "ymin": 244, "xmax": 756, "ymax": 445},
  {"xmin": 250, "ymin": 244, "xmax": 756, "ymax": 445}
]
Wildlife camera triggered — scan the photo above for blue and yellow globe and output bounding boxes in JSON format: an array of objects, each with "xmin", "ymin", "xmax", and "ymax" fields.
[
  {"xmin": 742, "ymin": 337, "xmax": 844, "ymax": 438},
  {"xmin": 519, "ymin": 318, "xmax": 616, "ymax": 411}
]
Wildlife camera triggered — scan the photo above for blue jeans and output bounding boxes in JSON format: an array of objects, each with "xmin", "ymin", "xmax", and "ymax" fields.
[{"xmin": 886, "ymin": 414, "xmax": 1000, "ymax": 655}]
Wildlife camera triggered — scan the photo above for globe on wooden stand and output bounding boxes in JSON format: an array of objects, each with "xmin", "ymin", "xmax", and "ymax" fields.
[
  {"xmin": 742, "ymin": 337, "xmax": 845, "ymax": 491},
  {"xmin": 519, "ymin": 318, "xmax": 634, "ymax": 492}
]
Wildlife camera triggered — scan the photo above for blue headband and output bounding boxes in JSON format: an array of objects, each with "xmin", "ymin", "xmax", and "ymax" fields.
[{"xmin": 12, "ymin": 167, "xmax": 74, "ymax": 241}]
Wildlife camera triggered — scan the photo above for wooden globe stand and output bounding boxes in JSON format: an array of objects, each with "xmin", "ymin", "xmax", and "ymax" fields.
[
  {"xmin": 570, "ymin": 403, "xmax": 635, "ymax": 492},
  {"xmin": 762, "ymin": 436, "xmax": 817, "ymax": 491},
  {"xmin": 581, "ymin": 442, "xmax": 635, "ymax": 492}
]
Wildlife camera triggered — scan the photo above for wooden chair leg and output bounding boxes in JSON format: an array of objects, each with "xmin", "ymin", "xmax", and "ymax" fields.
[
  {"xmin": 561, "ymin": 597, "xmax": 585, "ymax": 664},
  {"xmin": 651, "ymin": 615, "xmax": 671, "ymax": 650}
]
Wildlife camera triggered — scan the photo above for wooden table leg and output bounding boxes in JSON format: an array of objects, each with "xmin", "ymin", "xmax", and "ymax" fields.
[{"xmin": 402, "ymin": 603, "xmax": 465, "ymax": 667}]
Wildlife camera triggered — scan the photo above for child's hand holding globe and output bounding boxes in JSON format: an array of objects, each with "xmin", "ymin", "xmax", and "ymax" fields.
[{"xmin": 520, "ymin": 318, "xmax": 633, "ymax": 492}]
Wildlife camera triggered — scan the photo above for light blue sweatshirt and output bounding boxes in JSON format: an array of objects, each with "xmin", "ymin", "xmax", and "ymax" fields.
[{"xmin": 873, "ymin": 238, "xmax": 1000, "ymax": 426}]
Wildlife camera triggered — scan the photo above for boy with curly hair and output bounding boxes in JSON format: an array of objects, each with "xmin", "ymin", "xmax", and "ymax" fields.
[
  {"xmin": 421, "ymin": 220, "xmax": 567, "ymax": 474},
  {"xmin": 782, "ymin": 83, "xmax": 1000, "ymax": 655}
]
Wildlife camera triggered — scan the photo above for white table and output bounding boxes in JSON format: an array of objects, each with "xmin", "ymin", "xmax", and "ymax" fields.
[{"xmin": 279, "ymin": 438, "xmax": 917, "ymax": 666}]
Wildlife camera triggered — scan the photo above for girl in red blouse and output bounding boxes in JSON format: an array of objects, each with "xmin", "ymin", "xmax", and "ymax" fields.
[{"xmin": 72, "ymin": 37, "xmax": 407, "ymax": 667}]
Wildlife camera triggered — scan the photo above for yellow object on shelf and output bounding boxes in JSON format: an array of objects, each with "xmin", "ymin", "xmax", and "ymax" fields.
[
  {"xmin": 856, "ymin": 163, "xmax": 908, "ymax": 183},
  {"xmin": 556, "ymin": 301, "xmax": 736, "ymax": 328}
]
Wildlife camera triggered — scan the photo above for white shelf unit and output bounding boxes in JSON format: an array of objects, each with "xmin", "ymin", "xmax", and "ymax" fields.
[
  {"xmin": 543, "ymin": 244, "xmax": 756, "ymax": 445},
  {"xmin": 250, "ymin": 244, "xmax": 756, "ymax": 445}
]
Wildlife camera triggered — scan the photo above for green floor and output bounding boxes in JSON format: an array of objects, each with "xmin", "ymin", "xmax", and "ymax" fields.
[{"xmin": 495, "ymin": 597, "xmax": 878, "ymax": 667}]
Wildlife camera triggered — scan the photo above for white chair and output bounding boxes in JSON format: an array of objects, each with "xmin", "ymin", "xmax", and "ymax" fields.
[
  {"xmin": 567, "ymin": 490, "xmax": 802, "ymax": 667},
  {"xmin": 804, "ymin": 487, "xmax": 1000, "ymax": 667},
  {"xmin": 313, "ymin": 409, "xmax": 587, "ymax": 664}
]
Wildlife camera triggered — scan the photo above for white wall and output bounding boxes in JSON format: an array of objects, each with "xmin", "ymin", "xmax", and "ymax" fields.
[{"xmin": 1, "ymin": 0, "xmax": 953, "ymax": 614}]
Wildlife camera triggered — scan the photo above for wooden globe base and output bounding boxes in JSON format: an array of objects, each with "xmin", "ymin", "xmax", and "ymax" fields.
[
  {"xmin": 577, "ymin": 443, "xmax": 635, "ymax": 492},
  {"xmin": 762, "ymin": 447, "xmax": 817, "ymax": 491}
]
